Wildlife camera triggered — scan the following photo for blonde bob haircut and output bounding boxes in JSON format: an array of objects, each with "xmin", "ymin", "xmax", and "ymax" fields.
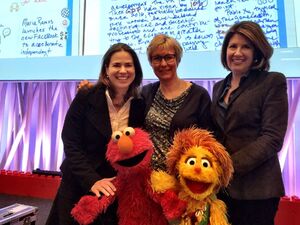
[
  {"xmin": 147, "ymin": 34, "xmax": 183, "ymax": 65},
  {"xmin": 221, "ymin": 21, "xmax": 273, "ymax": 71}
]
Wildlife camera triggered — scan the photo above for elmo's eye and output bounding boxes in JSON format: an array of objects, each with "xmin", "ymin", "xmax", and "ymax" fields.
[
  {"xmin": 201, "ymin": 159, "xmax": 211, "ymax": 168},
  {"xmin": 111, "ymin": 131, "xmax": 123, "ymax": 142},
  {"xmin": 123, "ymin": 127, "xmax": 135, "ymax": 136},
  {"xmin": 186, "ymin": 157, "xmax": 196, "ymax": 166}
]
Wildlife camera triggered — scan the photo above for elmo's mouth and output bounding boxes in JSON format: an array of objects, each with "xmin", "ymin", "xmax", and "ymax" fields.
[
  {"xmin": 184, "ymin": 179, "xmax": 211, "ymax": 194},
  {"xmin": 117, "ymin": 150, "xmax": 147, "ymax": 167}
]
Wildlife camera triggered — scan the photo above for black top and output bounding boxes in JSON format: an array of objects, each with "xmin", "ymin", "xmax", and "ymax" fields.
[
  {"xmin": 211, "ymin": 70, "xmax": 288, "ymax": 199},
  {"xmin": 142, "ymin": 81, "xmax": 213, "ymax": 170}
]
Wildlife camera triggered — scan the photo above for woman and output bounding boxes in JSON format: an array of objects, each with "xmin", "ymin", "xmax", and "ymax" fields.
[
  {"xmin": 77, "ymin": 34, "xmax": 212, "ymax": 172},
  {"xmin": 46, "ymin": 43, "xmax": 145, "ymax": 225},
  {"xmin": 211, "ymin": 21, "xmax": 288, "ymax": 225},
  {"xmin": 142, "ymin": 34, "xmax": 212, "ymax": 171}
]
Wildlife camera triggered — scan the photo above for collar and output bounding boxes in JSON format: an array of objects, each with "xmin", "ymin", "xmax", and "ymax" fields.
[
  {"xmin": 225, "ymin": 72, "xmax": 250, "ymax": 88},
  {"xmin": 105, "ymin": 89, "xmax": 133, "ymax": 108}
]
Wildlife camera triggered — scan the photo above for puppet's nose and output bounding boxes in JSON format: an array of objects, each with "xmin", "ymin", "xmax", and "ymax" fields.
[
  {"xmin": 117, "ymin": 135, "xmax": 133, "ymax": 154},
  {"xmin": 194, "ymin": 167, "xmax": 201, "ymax": 174}
]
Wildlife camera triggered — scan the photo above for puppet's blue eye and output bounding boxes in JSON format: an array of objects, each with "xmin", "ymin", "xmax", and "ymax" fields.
[
  {"xmin": 123, "ymin": 127, "xmax": 135, "ymax": 136},
  {"xmin": 112, "ymin": 131, "xmax": 123, "ymax": 142},
  {"xmin": 186, "ymin": 157, "xmax": 196, "ymax": 165}
]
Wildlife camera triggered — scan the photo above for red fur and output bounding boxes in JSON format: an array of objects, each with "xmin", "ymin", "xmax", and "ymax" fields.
[
  {"xmin": 71, "ymin": 196, "xmax": 102, "ymax": 225},
  {"xmin": 71, "ymin": 128, "xmax": 186, "ymax": 225},
  {"xmin": 160, "ymin": 190, "xmax": 187, "ymax": 220}
]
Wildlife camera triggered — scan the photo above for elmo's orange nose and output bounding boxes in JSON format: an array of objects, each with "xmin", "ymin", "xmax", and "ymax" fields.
[{"xmin": 117, "ymin": 135, "xmax": 133, "ymax": 154}]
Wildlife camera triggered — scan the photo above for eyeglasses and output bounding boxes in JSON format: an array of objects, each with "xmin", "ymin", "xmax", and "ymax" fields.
[{"xmin": 151, "ymin": 54, "xmax": 176, "ymax": 65}]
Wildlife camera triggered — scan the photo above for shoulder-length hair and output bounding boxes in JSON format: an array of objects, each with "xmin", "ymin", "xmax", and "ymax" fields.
[
  {"xmin": 97, "ymin": 43, "xmax": 143, "ymax": 99},
  {"xmin": 221, "ymin": 21, "xmax": 273, "ymax": 71}
]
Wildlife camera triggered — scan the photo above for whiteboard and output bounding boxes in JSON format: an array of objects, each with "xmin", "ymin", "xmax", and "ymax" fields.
[
  {"xmin": 0, "ymin": 0, "xmax": 80, "ymax": 58},
  {"xmin": 1, "ymin": 0, "xmax": 300, "ymax": 80},
  {"xmin": 84, "ymin": 0, "xmax": 293, "ymax": 55}
]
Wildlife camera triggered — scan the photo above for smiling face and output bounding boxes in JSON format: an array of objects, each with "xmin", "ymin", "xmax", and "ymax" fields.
[
  {"xmin": 226, "ymin": 33, "xmax": 255, "ymax": 77},
  {"xmin": 106, "ymin": 50, "xmax": 135, "ymax": 93},
  {"xmin": 150, "ymin": 46, "xmax": 178, "ymax": 82},
  {"xmin": 106, "ymin": 128, "xmax": 154, "ymax": 174},
  {"xmin": 178, "ymin": 146, "xmax": 221, "ymax": 200}
]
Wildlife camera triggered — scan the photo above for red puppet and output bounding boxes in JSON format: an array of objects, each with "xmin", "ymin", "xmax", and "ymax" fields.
[{"xmin": 71, "ymin": 127, "xmax": 186, "ymax": 225}]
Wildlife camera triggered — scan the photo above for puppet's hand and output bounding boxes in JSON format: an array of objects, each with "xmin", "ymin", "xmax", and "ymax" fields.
[
  {"xmin": 71, "ymin": 195, "xmax": 102, "ymax": 225},
  {"xmin": 161, "ymin": 190, "xmax": 187, "ymax": 220},
  {"xmin": 151, "ymin": 170, "xmax": 177, "ymax": 192}
]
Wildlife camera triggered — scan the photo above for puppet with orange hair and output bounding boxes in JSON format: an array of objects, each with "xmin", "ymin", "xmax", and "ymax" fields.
[{"xmin": 151, "ymin": 127, "xmax": 234, "ymax": 225}]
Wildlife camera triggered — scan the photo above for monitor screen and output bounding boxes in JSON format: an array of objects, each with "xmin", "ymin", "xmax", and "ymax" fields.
[{"xmin": 1, "ymin": 0, "xmax": 299, "ymax": 80}]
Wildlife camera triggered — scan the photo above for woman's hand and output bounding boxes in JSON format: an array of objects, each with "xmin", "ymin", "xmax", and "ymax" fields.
[
  {"xmin": 77, "ymin": 79, "xmax": 94, "ymax": 91},
  {"xmin": 90, "ymin": 177, "xmax": 116, "ymax": 197}
]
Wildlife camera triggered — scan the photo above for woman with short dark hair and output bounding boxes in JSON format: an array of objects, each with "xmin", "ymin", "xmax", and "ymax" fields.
[{"xmin": 212, "ymin": 21, "xmax": 288, "ymax": 225}]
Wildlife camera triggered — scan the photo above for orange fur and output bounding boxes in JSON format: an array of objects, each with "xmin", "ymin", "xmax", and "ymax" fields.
[
  {"xmin": 157, "ymin": 127, "xmax": 234, "ymax": 225},
  {"xmin": 167, "ymin": 127, "xmax": 233, "ymax": 189}
]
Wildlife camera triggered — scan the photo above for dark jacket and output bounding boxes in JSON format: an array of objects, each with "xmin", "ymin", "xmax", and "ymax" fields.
[
  {"xmin": 211, "ymin": 71, "xmax": 288, "ymax": 200},
  {"xmin": 142, "ymin": 81, "xmax": 213, "ymax": 139},
  {"xmin": 47, "ymin": 84, "xmax": 145, "ymax": 225}
]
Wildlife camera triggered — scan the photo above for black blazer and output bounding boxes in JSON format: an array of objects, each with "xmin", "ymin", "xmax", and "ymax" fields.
[
  {"xmin": 47, "ymin": 85, "xmax": 145, "ymax": 225},
  {"xmin": 211, "ymin": 70, "xmax": 288, "ymax": 199},
  {"xmin": 60, "ymin": 84, "xmax": 145, "ymax": 197}
]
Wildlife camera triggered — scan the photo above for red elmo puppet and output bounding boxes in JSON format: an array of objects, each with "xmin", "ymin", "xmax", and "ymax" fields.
[{"xmin": 71, "ymin": 127, "xmax": 186, "ymax": 225}]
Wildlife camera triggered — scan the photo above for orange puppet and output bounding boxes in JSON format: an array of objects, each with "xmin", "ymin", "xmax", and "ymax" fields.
[{"xmin": 151, "ymin": 127, "xmax": 234, "ymax": 225}]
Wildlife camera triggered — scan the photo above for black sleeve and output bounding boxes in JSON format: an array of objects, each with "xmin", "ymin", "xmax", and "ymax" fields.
[{"xmin": 61, "ymin": 90, "xmax": 101, "ymax": 192}]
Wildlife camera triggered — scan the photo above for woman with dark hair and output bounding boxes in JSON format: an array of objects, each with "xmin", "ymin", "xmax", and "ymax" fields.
[
  {"xmin": 211, "ymin": 21, "xmax": 288, "ymax": 225},
  {"xmin": 78, "ymin": 35, "xmax": 213, "ymax": 172},
  {"xmin": 46, "ymin": 43, "xmax": 145, "ymax": 225}
]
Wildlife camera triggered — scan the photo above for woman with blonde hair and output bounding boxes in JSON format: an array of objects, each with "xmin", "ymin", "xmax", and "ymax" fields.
[{"xmin": 143, "ymin": 34, "xmax": 213, "ymax": 171}]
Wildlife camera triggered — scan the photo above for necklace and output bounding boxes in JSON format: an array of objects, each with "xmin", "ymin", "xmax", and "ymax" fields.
[
  {"xmin": 160, "ymin": 80, "xmax": 190, "ymax": 100},
  {"xmin": 182, "ymin": 202, "xmax": 210, "ymax": 225}
]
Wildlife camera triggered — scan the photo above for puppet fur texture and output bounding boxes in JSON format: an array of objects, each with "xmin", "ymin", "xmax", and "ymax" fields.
[
  {"xmin": 71, "ymin": 127, "xmax": 186, "ymax": 225},
  {"xmin": 151, "ymin": 127, "xmax": 234, "ymax": 225}
]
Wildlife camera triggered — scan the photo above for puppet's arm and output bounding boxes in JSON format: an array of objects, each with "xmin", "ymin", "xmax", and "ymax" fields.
[
  {"xmin": 150, "ymin": 170, "xmax": 187, "ymax": 220},
  {"xmin": 209, "ymin": 198, "xmax": 230, "ymax": 225},
  {"xmin": 71, "ymin": 194, "xmax": 115, "ymax": 225},
  {"xmin": 150, "ymin": 170, "xmax": 178, "ymax": 192},
  {"xmin": 71, "ymin": 177, "xmax": 119, "ymax": 225}
]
